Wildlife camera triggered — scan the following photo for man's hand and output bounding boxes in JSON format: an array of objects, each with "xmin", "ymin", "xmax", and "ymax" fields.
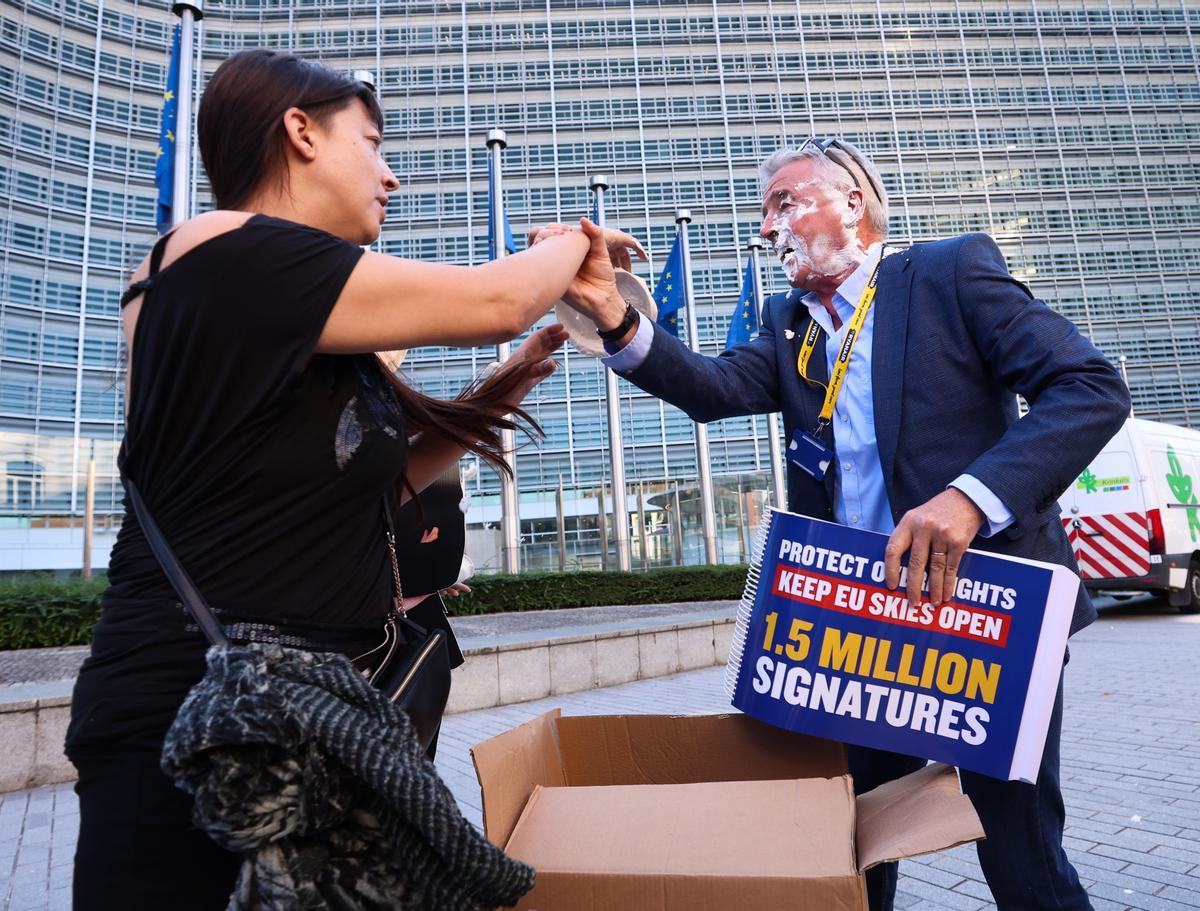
[
  {"xmin": 529, "ymin": 219, "xmax": 647, "ymax": 331},
  {"xmin": 562, "ymin": 218, "xmax": 624, "ymax": 329},
  {"xmin": 884, "ymin": 488, "xmax": 986, "ymax": 608}
]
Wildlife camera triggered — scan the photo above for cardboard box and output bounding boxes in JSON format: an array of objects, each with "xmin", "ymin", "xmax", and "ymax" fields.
[{"xmin": 472, "ymin": 710, "xmax": 985, "ymax": 910}]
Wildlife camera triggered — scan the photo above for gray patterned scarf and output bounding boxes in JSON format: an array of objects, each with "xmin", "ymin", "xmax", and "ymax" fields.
[{"xmin": 161, "ymin": 644, "xmax": 534, "ymax": 910}]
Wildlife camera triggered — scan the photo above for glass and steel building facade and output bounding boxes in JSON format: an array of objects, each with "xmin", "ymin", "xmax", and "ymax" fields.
[{"xmin": 3, "ymin": 0, "xmax": 1198, "ymax": 570}]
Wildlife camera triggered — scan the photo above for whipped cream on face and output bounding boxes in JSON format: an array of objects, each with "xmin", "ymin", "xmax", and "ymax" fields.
[
  {"xmin": 806, "ymin": 233, "xmax": 867, "ymax": 281},
  {"xmin": 771, "ymin": 215, "xmax": 810, "ymax": 283},
  {"xmin": 770, "ymin": 181, "xmax": 868, "ymax": 286}
]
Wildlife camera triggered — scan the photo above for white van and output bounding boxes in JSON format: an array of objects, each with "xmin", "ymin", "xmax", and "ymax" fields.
[{"xmin": 1058, "ymin": 417, "xmax": 1200, "ymax": 613}]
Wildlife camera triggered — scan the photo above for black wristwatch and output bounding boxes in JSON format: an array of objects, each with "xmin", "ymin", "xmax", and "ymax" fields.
[{"xmin": 596, "ymin": 302, "xmax": 638, "ymax": 341}]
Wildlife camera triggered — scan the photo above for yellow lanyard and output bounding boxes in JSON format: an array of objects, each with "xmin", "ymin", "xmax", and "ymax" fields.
[{"xmin": 796, "ymin": 256, "xmax": 884, "ymax": 437}]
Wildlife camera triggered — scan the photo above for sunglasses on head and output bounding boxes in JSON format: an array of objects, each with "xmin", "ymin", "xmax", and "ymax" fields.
[{"xmin": 800, "ymin": 137, "xmax": 885, "ymax": 206}]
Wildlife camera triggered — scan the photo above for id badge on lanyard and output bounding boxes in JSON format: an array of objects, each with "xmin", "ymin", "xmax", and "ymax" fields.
[
  {"xmin": 786, "ymin": 257, "xmax": 883, "ymax": 481},
  {"xmin": 788, "ymin": 427, "xmax": 834, "ymax": 481}
]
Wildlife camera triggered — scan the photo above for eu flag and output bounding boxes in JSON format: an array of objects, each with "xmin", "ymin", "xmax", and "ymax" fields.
[
  {"xmin": 486, "ymin": 166, "xmax": 517, "ymax": 260},
  {"xmin": 724, "ymin": 253, "xmax": 760, "ymax": 349},
  {"xmin": 653, "ymin": 231, "xmax": 685, "ymax": 338},
  {"xmin": 154, "ymin": 25, "xmax": 182, "ymax": 234}
]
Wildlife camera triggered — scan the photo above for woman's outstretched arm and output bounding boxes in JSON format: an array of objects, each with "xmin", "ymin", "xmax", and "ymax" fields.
[{"xmin": 317, "ymin": 220, "xmax": 642, "ymax": 353}]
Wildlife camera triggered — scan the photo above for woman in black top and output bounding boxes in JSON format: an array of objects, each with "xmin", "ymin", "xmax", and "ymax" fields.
[{"xmin": 67, "ymin": 50, "xmax": 642, "ymax": 910}]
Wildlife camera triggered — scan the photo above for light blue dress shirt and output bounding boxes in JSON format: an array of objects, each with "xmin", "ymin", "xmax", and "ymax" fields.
[
  {"xmin": 601, "ymin": 309, "xmax": 655, "ymax": 372},
  {"xmin": 603, "ymin": 245, "xmax": 1014, "ymax": 538},
  {"xmin": 800, "ymin": 244, "xmax": 894, "ymax": 533}
]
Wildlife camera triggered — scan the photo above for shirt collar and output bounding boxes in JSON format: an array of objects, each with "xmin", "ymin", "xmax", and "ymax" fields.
[{"xmin": 800, "ymin": 242, "xmax": 885, "ymax": 336}]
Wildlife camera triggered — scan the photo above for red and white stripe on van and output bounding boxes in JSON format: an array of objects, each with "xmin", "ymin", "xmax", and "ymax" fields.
[{"xmin": 1062, "ymin": 510, "xmax": 1158, "ymax": 580}]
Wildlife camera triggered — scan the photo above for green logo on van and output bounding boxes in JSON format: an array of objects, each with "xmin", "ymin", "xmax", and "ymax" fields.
[
  {"xmin": 1075, "ymin": 467, "xmax": 1130, "ymax": 494},
  {"xmin": 1166, "ymin": 446, "xmax": 1200, "ymax": 542}
]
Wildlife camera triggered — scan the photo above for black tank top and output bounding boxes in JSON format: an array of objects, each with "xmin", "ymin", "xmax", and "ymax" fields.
[{"xmin": 107, "ymin": 214, "xmax": 407, "ymax": 627}]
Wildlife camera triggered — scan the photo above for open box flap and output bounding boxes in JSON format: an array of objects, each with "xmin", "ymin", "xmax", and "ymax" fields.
[
  {"xmin": 855, "ymin": 763, "xmax": 985, "ymax": 872},
  {"xmin": 555, "ymin": 713, "xmax": 846, "ymax": 786},
  {"xmin": 471, "ymin": 708, "xmax": 566, "ymax": 846}
]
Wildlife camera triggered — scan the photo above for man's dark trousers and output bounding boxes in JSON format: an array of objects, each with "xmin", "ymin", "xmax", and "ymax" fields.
[{"xmin": 849, "ymin": 677, "xmax": 1092, "ymax": 911}]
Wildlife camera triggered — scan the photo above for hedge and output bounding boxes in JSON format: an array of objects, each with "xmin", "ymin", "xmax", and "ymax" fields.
[
  {"xmin": 445, "ymin": 564, "xmax": 750, "ymax": 616},
  {"xmin": 0, "ymin": 565, "xmax": 748, "ymax": 650},
  {"xmin": 0, "ymin": 576, "xmax": 106, "ymax": 650}
]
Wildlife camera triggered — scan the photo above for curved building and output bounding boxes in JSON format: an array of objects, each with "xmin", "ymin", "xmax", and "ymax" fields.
[{"xmin": 2, "ymin": 0, "xmax": 1198, "ymax": 570}]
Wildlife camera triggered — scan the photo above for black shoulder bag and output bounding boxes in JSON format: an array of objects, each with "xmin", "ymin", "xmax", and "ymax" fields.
[{"xmin": 123, "ymin": 476, "xmax": 451, "ymax": 754}]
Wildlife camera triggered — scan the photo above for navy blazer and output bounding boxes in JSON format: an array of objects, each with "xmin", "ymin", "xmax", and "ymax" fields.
[{"xmin": 617, "ymin": 233, "xmax": 1131, "ymax": 635}]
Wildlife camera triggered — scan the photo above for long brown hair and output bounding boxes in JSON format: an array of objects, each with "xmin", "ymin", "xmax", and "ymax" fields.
[
  {"xmin": 197, "ymin": 49, "xmax": 544, "ymax": 481},
  {"xmin": 383, "ymin": 361, "xmax": 542, "ymax": 481}
]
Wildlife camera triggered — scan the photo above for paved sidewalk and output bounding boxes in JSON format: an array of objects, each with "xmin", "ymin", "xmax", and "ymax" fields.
[
  {"xmin": 3, "ymin": 597, "xmax": 1198, "ymax": 910},
  {"xmin": 0, "ymin": 650, "xmax": 87, "ymax": 688}
]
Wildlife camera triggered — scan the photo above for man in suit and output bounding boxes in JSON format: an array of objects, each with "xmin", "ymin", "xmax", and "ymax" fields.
[{"xmin": 536, "ymin": 139, "xmax": 1129, "ymax": 910}]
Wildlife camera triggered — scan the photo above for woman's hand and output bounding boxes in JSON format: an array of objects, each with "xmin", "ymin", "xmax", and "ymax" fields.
[
  {"xmin": 398, "ymin": 594, "xmax": 428, "ymax": 612},
  {"xmin": 398, "ymin": 583, "xmax": 471, "ymax": 614},
  {"xmin": 527, "ymin": 223, "xmax": 574, "ymax": 246},
  {"xmin": 529, "ymin": 221, "xmax": 647, "ymax": 272},
  {"xmin": 601, "ymin": 225, "xmax": 647, "ymax": 272},
  {"xmin": 499, "ymin": 322, "xmax": 568, "ymax": 407}
]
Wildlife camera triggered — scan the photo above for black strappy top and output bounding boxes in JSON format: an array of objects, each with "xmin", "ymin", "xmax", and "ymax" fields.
[{"xmin": 106, "ymin": 214, "xmax": 408, "ymax": 627}]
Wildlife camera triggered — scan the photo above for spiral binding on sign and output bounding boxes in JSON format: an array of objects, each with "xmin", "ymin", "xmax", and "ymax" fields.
[{"xmin": 723, "ymin": 507, "xmax": 776, "ymax": 698}]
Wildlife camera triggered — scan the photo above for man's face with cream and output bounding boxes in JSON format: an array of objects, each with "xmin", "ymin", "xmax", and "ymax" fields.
[{"xmin": 759, "ymin": 158, "xmax": 868, "ymax": 290}]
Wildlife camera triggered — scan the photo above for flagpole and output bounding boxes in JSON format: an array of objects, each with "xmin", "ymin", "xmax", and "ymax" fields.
[
  {"xmin": 637, "ymin": 481, "xmax": 649, "ymax": 571},
  {"xmin": 748, "ymin": 237, "xmax": 787, "ymax": 509},
  {"xmin": 170, "ymin": 0, "xmax": 202, "ymax": 229},
  {"xmin": 487, "ymin": 128, "xmax": 521, "ymax": 574},
  {"xmin": 556, "ymin": 474, "xmax": 567, "ymax": 571},
  {"xmin": 82, "ymin": 452, "xmax": 95, "ymax": 580},
  {"xmin": 1118, "ymin": 354, "xmax": 1134, "ymax": 417},
  {"xmin": 676, "ymin": 209, "xmax": 718, "ymax": 564},
  {"xmin": 590, "ymin": 175, "xmax": 632, "ymax": 572},
  {"xmin": 596, "ymin": 483, "xmax": 608, "ymax": 571},
  {"xmin": 671, "ymin": 485, "xmax": 684, "ymax": 565}
]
